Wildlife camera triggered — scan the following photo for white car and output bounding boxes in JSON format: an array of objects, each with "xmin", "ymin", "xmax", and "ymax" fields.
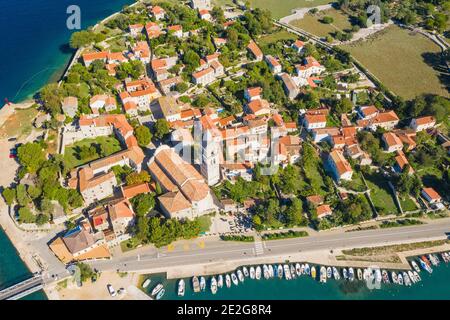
[{"xmin": 107, "ymin": 284, "xmax": 117, "ymax": 297}]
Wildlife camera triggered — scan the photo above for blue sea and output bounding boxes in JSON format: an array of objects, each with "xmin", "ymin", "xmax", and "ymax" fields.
[{"xmin": 0, "ymin": 0, "xmax": 134, "ymax": 103}]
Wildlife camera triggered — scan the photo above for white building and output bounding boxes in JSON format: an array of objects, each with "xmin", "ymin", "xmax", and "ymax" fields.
[{"xmin": 410, "ymin": 116, "xmax": 436, "ymax": 132}]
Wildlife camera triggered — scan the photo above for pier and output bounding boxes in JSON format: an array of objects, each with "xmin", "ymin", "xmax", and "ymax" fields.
[{"xmin": 0, "ymin": 274, "xmax": 44, "ymax": 300}]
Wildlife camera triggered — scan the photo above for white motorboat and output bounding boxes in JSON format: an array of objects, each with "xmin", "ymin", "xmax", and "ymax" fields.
[
  {"xmin": 151, "ymin": 283, "xmax": 163, "ymax": 296},
  {"xmin": 391, "ymin": 271, "xmax": 398, "ymax": 284},
  {"xmin": 326, "ymin": 267, "xmax": 332, "ymax": 279},
  {"xmin": 263, "ymin": 265, "xmax": 270, "ymax": 279},
  {"xmin": 268, "ymin": 265, "xmax": 274, "ymax": 278},
  {"xmin": 300, "ymin": 264, "xmax": 305, "ymax": 275},
  {"xmin": 290, "ymin": 265, "xmax": 297, "ymax": 279},
  {"xmin": 231, "ymin": 273, "xmax": 239, "ymax": 286},
  {"xmin": 397, "ymin": 273, "xmax": 404, "ymax": 286},
  {"xmin": 277, "ymin": 265, "xmax": 283, "ymax": 279},
  {"xmin": 250, "ymin": 267, "xmax": 256, "ymax": 279},
  {"xmin": 357, "ymin": 269, "xmax": 363, "ymax": 281},
  {"xmin": 200, "ymin": 276, "xmax": 206, "ymax": 291},
  {"xmin": 411, "ymin": 261, "xmax": 421, "ymax": 273},
  {"xmin": 178, "ymin": 279, "xmax": 185, "ymax": 297},
  {"xmin": 408, "ymin": 271, "xmax": 416, "ymax": 284},
  {"xmin": 419, "ymin": 258, "xmax": 433, "ymax": 273},
  {"xmin": 332, "ymin": 267, "xmax": 340, "ymax": 280},
  {"xmin": 218, "ymin": 275, "xmax": 223, "ymax": 288},
  {"xmin": 413, "ymin": 271, "xmax": 421, "ymax": 282},
  {"xmin": 295, "ymin": 263, "xmax": 301, "ymax": 276},
  {"xmin": 256, "ymin": 266, "xmax": 262, "ymax": 280},
  {"xmin": 403, "ymin": 272, "xmax": 411, "ymax": 286},
  {"xmin": 382, "ymin": 270, "xmax": 390, "ymax": 284},
  {"xmin": 142, "ymin": 278, "xmax": 151, "ymax": 289},
  {"xmin": 284, "ymin": 264, "xmax": 292, "ymax": 280},
  {"xmin": 304, "ymin": 264, "xmax": 311, "ymax": 276},
  {"xmin": 319, "ymin": 266, "xmax": 327, "ymax": 283},
  {"xmin": 348, "ymin": 268, "xmax": 355, "ymax": 282},
  {"xmin": 243, "ymin": 267, "xmax": 249, "ymax": 277},
  {"xmin": 237, "ymin": 269, "xmax": 244, "ymax": 282},
  {"xmin": 343, "ymin": 268, "xmax": 348, "ymax": 280},
  {"xmin": 156, "ymin": 288, "xmax": 165, "ymax": 300},
  {"xmin": 211, "ymin": 277, "xmax": 218, "ymax": 294},
  {"xmin": 374, "ymin": 269, "xmax": 382, "ymax": 284},
  {"xmin": 225, "ymin": 274, "xmax": 231, "ymax": 288}
]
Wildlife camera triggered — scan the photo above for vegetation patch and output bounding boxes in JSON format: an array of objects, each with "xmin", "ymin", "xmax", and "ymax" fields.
[
  {"xmin": 380, "ymin": 218, "xmax": 424, "ymax": 229},
  {"xmin": 364, "ymin": 171, "xmax": 399, "ymax": 215},
  {"xmin": 221, "ymin": 235, "xmax": 255, "ymax": 242},
  {"xmin": 342, "ymin": 239, "xmax": 450, "ymax": 256},
  {"xmin": 249, "ymin": 0, "xmax": 332, "ymax": 19},
  {"xmin": 262, "ymin": 230, "xmax": 308, "ymax": 240}
]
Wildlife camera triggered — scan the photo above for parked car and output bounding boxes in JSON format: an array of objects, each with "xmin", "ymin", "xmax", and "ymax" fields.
[
  {"xmin": 9, "ymin": 154, "xmax": 16, "ymax": 159},
  {"xmin": 107, "ymin": 284, "xmax": 117, "ymax": 297},
  {"xmin": 7, "ymin": 137, "xmax": 17, "ymax": 142}
]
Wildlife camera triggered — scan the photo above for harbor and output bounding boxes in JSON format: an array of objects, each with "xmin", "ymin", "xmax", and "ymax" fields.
[{"xmin": 141, "ymin": 252, "xmax": 450, "ymax": 300}]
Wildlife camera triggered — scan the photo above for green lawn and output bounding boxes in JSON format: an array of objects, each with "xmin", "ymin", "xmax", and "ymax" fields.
[
  {"xmin": 257, "ymin": 30, "xmax": 297, "ymax": 46},
  {"xmin": 64, "ymin": 136, "xmax": 122, "ymax": 169},
  {"xmin": 341, "ymin": 172, "xmax": 367, "ymax": 192},
  {"xmin": 249, "ymin": 0, "xmax": 332, "ymax": 19},
  {"xmin": 399, "ymin": 196, "xmax": 419, "ymax": 212},
  {"xmin": 364, "ymin": 172, "xmax": 399, "ymax": 215},
  {"xmin": 0, "ymin": 107, "xmax": 39, "ymax": 139},
  {"xmin": 197, "ymin": 215, "xmax": 212, "ymax": 233},
  {"xmin": 290, "ymin": 8, "xmax": 353, "ymax": 38},
  {"xmin": 341, "ymin": 25, "xmax": 448, "ymax": 99},
  {"xmin": 303, "ymin": 162, "xmax": 328, "ymax": 195},
  {"xmin": 416, "ymin": 166, "xmax": 447, "ymax": 194}
]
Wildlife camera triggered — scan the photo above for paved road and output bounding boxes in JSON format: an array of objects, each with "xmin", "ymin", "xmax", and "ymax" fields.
[{"xmin": 89, "ymin": 219, "xmax": 450, "ymax": 273}]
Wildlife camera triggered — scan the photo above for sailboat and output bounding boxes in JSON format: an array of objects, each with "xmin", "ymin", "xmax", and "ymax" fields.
[
  {"xmin": 178, "ymin": 279, "xmax": 185, "ymax": 297},
  {"xmin": 225, "ymin": 274, "xmax": 231, "ymax": 288},
  {"xmin": 218, "ymin": 275, "xmax": 223, "ymax": 288}
]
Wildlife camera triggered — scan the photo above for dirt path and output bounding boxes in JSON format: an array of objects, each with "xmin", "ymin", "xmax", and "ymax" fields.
[{"xmin": 279, "ymin": 4, "xmax": 333, "ymax": 24}]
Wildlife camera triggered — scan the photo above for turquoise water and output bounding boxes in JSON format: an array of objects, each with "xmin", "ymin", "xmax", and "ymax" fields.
[
  {"xmin": 0, "ymin": 0, "xmax": 134, "ymax": 103},
  {"xmin": 0, "ymin": 228, "xmax": 46, "ymax": 299},
  {"xmin": 144, "ymin": 261, "xmax": 450, "ymax": 300}
]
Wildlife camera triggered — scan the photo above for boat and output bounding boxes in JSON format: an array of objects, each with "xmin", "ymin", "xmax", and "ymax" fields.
[
  {"xmin": 274, "ymin": 265, "xmax": 278, "ymax": 278},
  {"xmin": 256, "ymin": 266, "xmax": 262, "ymax": 280},
  {"xmin": 408, "ymin": 271, "xmax": 416, "ymax": 284},
  {"xmin": 156, "ymin": 288, "xmax": 165, "ymax": 300},
  {"xmin": 382, "ymin": 270, "xmax": 390, "ymax": 284},
  {"xmin": 210, "ymin": 277, "xmax": 218, "ymax": 294},
  {"xmin": 178, "ymin": 279, "xmax": 185, "ymax": 297},
  {"xmin": 263, "ymin": 265, "xmax": 270, "ymax": 280},
  {"xmin": 403, "ymin": 272, "xmax": 411, "ymax": 286},
  {"xmin": 250, "ymin": 267, "xmax": 256, "ymax": 280},
  {"xmin": 243, "ymin": 267, "xmax": 249, "ymax": 277},
  {"xmin": 200, "ymin": 277, "xmax": 206, "ymax": 291},
  {"xmin": 320, "ymin": 266, "xmax": 327, "ymax": 283},
  {"xmin": 295, "ymin": 263, "xmax": 302, "ymax": 276},
  {"xmin": 300, "ymin": 264, "xmax": 305, "ymax": 275},
  {"xmin": 218, "ymin": 275, "xmax": 223, "ymax": 288},
  {"xmin": 432, "ymin": 254, "xmax": 440, "ymax": 265},
  {"xmin": 419, "ymin": 258, "xmax": 433, "ymax": 273},
  {"xmin": 421, "ymin": 255, "xmax": 431, "ymax": 267},
  {"xmin": 225, "ymin": 274, "xmax": 231, "ymax": 288},
  {"xmin": 142, "ymin": 278, "xmax": 151, "ymax": 289},
  {"xmin": 326, "ymin": 267, "xmax": 332, "ymax": 279},
  {"xmin": 151, "ymin": 283, "xmax": 163, "ymax": 296},
  {"xmin": 231, "ymin": 273, "xmax": 239, "ymax": 286},
  {"xmin": 397, "ymin": 273, "xmax": 404, "ymax": 285},
  {"xmin": 391, "ymin": 271, "xmax": 398, "ymax": 284},
  {"xmin": 268, "ymin": 265, "xmax": 274, "ymax": 278},
  {"xmin": 411, "ymin": 261, "xmax": 420, "ymax": 273},
  {"xmin": 332, "ymin": 267, "xmax": 340, "ymax": 280},
  {"xmin": 413, "ymin": 271, "xmax": 421, "ymax": 282},
  {"xmin": 277, "ymin": 265, "xmax": 283, "ymax": 279},
  {"xmin": 362, "ymin": 268, "xmax": 368, "ymax": 281},
  {"xmin": 290, "ymin": 265, "xmax": 297, "ymax": 279},
  {"xmin": 357, "ymin": 269, "xmax": 363, "ymax": 281},
  {"xmin": 441, "ymin": 253, "xmax": 448, "ymax": 263},
  {"xmin": 192, "ymin": 276, "xmax": 200, "ymax": 293},
  {"xmin": 343, "ymin": 268, "xmax": 348, "ymax": 280},
  {"xmin": 311, "ymin": 266, "xmax": 316, "ymax": 279},
  {"xmin": 428, "ymin": 254, "xmax": 438, "ymax": 266},
  {"xmin": 237, "ymin": 269, "xmax": 244, "ymax": 282},
  {"xmin": 304, "ymin": 264, "xmax": 311, "ymax": 276},
  {"xmin": 348, "ymin": 268, "xmax": 355, "ymax": 282},
  {"xmin": 374, "ymin": 269, "xmax": 382, "ymax": 284},
  {"xmin": 284, "ymin": 264, "xmax": 291, "ymax": 280},
  {"xmin": 444, "ymin": 252, "xmax": 450, "ymax": 262}
]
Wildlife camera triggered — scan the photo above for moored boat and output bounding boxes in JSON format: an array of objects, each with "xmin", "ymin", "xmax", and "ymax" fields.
[
  {"xmin": 192, "ymin": 276, "xmax": 200, "ymax": 292},
  {"xmin": 200, "ymin": 277, "xmax": 206, "ymax": 291},
  {"xmin": 268, "ymin": 265, "xmax": 274, "ymax": 278},
  {"xmin": 256, "ymin": 266, "xmax": 262, "ymax": 280},
  {"xmin": 348, "ymin": 268, "xmax": 355, "ymax": 282},
  {"xmin": 391, "ymin": 271, "xmax": 398, "ymax": 284},
  {"xmin": 374, "ymin": 269, "xmax": 382, "ymax": 284},
  {"xmin": 277, "ymin": 265, "xmax": 283, "ymax": 279},
  {"xmin": 428, "ymin": 254, "xmax": 438, "ymax": 266},
  {"xmin": 284, "ymin": 264, "xmax": 291, "ymax": 280},
  {"xmin": 419, "ymin": 258, "xmax": 432, "ymax": 273},
  {"xmin": 243, "ymin": 267, "xmax": 249, "ymax": 277},
  {"xmin": 295, "ymin": 263, "xmax": 301, "ymax": 276},
  {"xmin": 237, "ymin": 269, "xmax": 244, "ymax": 282},
  {"xmin": 408, "ymin": 271, "xmax": 416, "ymax": 284},
  {"xmin": 263, "ymin": 265, "xmax": 270, "ymax": 280},
  {"xmin": 320, "ymin": 266, "xmax": 327, "ymax": 283},
  {"xmin": 151, "ymin": 283, "xmax": 163, "ymax": 296},
  {"xmin": 142, "ymin": 278, "xmax": 151, "ymax": 289},
  {"xmin": 332, "ymin": 267, "xmax": 340, "ymax": 280},
  {"xmin": 421, "ymin": 255, "xmax": 431, "ymax": 267},
  {"xmin": 413, "ymin": 271, "xmax": 421, "ymax": 282},
  {"xmin": 304, "ymin": 264, "xmax": 311, "ymax": 276},
  {"xmin": 411, "ymin": 261, "xmax": 420, "ymax": 273},
  {"xmin": 225, "ymin": 274, "xmax": 231, "ymax": 288},
  {"xmin": 343, "ymin": 268, "xmax": 348, "ymax": 280},
  {"xmin": 178, "ymin": 279, "xmax": 185, "ymax": 297},
  {"xmin": 250, "ymin": 267, "xmax": 256, "ymax": 279},
  {"xmin": 231, "ymin": 273, "xmax": 239, "ymax": 286},
  {"xmin": 357, "ymin": 268, "xmax": 363, "ymax": 281},
  {"xmin": 382, "ymin": 270, "xmax": 390, "ymax": 284},
  {"xmin": 403, "ymin": 272, "xmax": 411, "ymax": 286},
  {"xmin": 290, "ymin": 265, "xmax": 297, "ymax": 279},
  {"xmin": 311, "ymin": 266, "xmax": 316, "ymax": 279},
  {"xmin": 156, "ymin": 288, "xmax": 165, "ymax": 300},
  {"xmin": 397, "ymin": 273, "xmax": 404, "ymax": 285},
  {"xmin": 326, "ymin": 267, "xmax": 332, "ymax": 279},
  {"xmin": 218, "ymin": 275, "xmax": 223, "ymax": 288},
  {"xmin": 211, "ymin": 276, "xmax": 218, "ymax": 294},
  {"xmin": 300, "ymin": 264, "xmax": 305, "ymax": 275}
]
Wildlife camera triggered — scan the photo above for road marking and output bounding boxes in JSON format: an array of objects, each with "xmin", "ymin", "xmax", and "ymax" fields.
[
  {"xmin": 254, "ymin": 239, "xmax": 264, "ymax": 256},
  {"xmin": 167, "ymin": 244, "xmax": 174, "ymax": 252},
  {"xmin": 198, "ymin": 240, "xmax": 205, "ymax": 249}
]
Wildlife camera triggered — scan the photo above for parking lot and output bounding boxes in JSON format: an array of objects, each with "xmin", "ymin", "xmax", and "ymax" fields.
[{"xmin": 210, "ymin": 212, "xmax": 254, "ymax": 235}]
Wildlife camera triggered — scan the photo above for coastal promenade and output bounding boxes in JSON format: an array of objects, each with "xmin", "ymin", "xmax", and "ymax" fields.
[{"xmin": 89, "ymin": 219, "xmax": 450, "ymax": 277}]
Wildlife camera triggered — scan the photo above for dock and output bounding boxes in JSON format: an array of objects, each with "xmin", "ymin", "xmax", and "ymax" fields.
[{"xmin": 0, "ymin": 274, "xmax": 44, "ymax": 300}]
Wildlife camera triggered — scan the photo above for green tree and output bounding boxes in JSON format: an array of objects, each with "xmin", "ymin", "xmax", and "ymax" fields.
[
  {"xmin": 18, "ymin": 207, "xmax": 35, "ymax": 224},
  {"xmin": 126, "ymin": 171, "xmax": 150, "ymax": 186},
  {"xmin": 135, "ymin": 125, "xmax": 152, "ymax": 147},
  {"xmin": 77, "ymin": 262, "xmax": 96, "ymax": 283},
  {"xmin": 16, "ymin": 185, "xmax": 31, "ymax": 206},
  {"xmin": 154, "ymin": 119, "xmax": 170, "ymax": 140},
  {"xmin": 17, "ymin": 143, "xmax": 46, "ymax": 173},
  {"xmin": 131, "ymin": 193, "xmax": 155, "ymax": 216},
  {"xmin": 2, "ymin": 188, "xmax": 16, "ymax": 206}
]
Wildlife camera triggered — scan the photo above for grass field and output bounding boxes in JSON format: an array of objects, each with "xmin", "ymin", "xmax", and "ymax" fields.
[
  {"xmin": 364, "ymin": 172, "xmax": 399, "ymax": 216},
  {"xmin": 257, "ymin": 30, "xmax": 297, "ymax": 46},
  {"xmin": 0, "ymin": 107, "xmax": 38, "ymax": 139},
  {"xmin": 290, "ymin": 8, "xmax": 353, "ymax": 38},
  {"xmin": 341, "ymin": 25, "xmax": 448, "ymax": 99},
  {"xmin": 64, "ymin": 136, "xmax": 122, "ymax": 169},
  {"xmin": 399, "ymin": 196, "xmax": 418, "ymax": 212},
  {"xmin": 249, "ymin": 0, "xmax": 332, "ymax": 19}
]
